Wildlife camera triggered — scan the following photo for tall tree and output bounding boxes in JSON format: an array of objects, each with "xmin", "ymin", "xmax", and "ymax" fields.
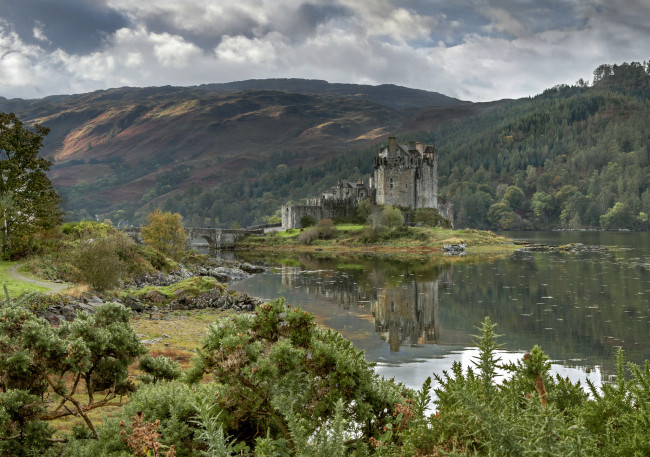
[
  {"xmin": 141, "ymin": 209, "xmax": 186, "ymax": 259},
  {"xmin": 0, "ymin": 113, "xmax": 62, "ymax": 258}
]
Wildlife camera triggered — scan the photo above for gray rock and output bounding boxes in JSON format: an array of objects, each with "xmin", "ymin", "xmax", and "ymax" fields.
[
  {"xmin": 240, "ymin": 262, "xmax": 266, "ymax": 273},
  {"xmin": 76, "ymin": 303, "xmax": 96, "ymax": 313},
  {"xmin": 61, "ymin": 307, "xmax": 77, "ymax": 321},
  {"xmin": 85, "ymin": 295, "xmax": 104, "ymax": 306},
  {"xmin": 141, "ymin": 338, "xmax": 162, "ymax": 345},
  {"xmin": 443, "ymin": 244, "xmax": 467, "ymax": 256}
]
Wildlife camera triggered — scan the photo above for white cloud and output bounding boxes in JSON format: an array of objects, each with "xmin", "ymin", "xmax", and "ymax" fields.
[
  {"xmin": 0, "ymin": 0, "xmax": 648, "ymax": 101},
  {"xmin": 125, "ymin": 52, "xmax": 143, "ymax": 67},
  {"xmin": 0, "ymin": 25, "xmax": 42, "ymax": 89},
  {"xmin": 150, "ymin": 32, "xmax": 202, "ymax": 68},
  {"xmin": 32, "ymin": 23, "xmax": 51, "ymax": 43},
  {"xmin": 215, "ymin": 33, "xmax": 283, "ymax": 65}
]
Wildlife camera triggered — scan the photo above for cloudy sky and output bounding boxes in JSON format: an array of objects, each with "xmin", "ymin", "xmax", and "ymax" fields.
[{"xmin": 1, "ymin": 0, "xmax": 648, "ymax": 102}]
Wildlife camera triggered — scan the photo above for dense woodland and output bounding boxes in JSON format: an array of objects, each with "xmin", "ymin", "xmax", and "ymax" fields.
[{"xmin": 153, "ymin": 61, "xmax": 650, "ymax": 230}]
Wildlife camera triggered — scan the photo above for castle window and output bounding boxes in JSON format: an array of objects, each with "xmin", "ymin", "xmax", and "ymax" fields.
[{"xmin": 389, "ymin": 178, "xmax": 394, "ymax": 189}]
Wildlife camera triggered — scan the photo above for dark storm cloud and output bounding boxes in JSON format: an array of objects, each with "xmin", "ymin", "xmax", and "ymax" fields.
[
  {"xmin": 130, "ymin": 4, "xmax": 261, "ymax": 50},
  {"xmin": 1, "ymin": 0, "xmax": 129, "ymax": 54},
  {"xmin": 254, "ymin": 2, "xmax": 353, "ymax": 42},
  {"xmin": 295, "ymin": 3, "xmax": 352, "ymax": 31},
  {"xmin": 402, "ymin": 0, "xmax": 587, "ymax": 44}
]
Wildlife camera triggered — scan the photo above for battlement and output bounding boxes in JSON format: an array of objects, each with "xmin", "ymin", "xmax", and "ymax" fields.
[{"xmin": 281, "ymin": 137, "xmax": 447, "ymax": 229}]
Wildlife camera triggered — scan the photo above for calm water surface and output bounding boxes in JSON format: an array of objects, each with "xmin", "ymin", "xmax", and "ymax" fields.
[{"xmin": 233, "ymin": 231, "xmax": 650, "ymax": 390}]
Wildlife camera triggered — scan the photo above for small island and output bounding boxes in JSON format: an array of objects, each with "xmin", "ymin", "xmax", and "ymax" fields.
[{"xmin": 235, "ymin": 221, "xmax": 518, "ymax": 257}]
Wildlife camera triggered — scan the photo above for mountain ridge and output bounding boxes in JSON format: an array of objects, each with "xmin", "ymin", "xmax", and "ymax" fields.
[{"xmin": 0, "ymin": 78, "xmax": 487, "ymax": 223}]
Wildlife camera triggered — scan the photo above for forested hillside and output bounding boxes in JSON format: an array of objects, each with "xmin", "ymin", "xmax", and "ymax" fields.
[
  {"xmin": 3, "ymin": 63, "xmax": 648, "ymax": 229},
  {"xmin": 196, "ymin": 61, "xmax": 648, "ymax": 230},
  {"xmin": 432, "ymin": 61, "xmax": 650, "ymax": 230},
  {"xmin": 0, "ymin": 80, "xmax": 473, "ymax": 227}
]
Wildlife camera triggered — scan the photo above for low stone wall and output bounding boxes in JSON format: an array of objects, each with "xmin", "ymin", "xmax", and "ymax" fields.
[{"xmin": 282, "ymin": 197, "xmax": 361, "ymax": 229}]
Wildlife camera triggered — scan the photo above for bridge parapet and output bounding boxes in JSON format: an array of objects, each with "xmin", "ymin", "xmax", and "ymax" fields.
[{"xmin": 122, "ymin": 227, "xmax": 263, "ymax": 251}]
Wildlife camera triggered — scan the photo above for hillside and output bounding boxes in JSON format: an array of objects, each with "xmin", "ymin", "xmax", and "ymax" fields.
[
  {"xmin": 207, "ymin": 61, "xmax": 649, "ymax": 230},
  {"xmin": 430, "ymin": 61, "xmax": 650, "ymax": 230},
  {"xmin": 2, "ymin": 62, "xmax": 648, "ymax": 230},
  {"xmin": 0, "ymin": 80, "xmax": 485, "ymax": 225}
]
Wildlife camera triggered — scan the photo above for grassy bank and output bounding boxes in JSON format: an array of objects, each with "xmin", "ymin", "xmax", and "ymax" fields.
[
  {"xmin": 236, "ymin": 224, "xmax": 518, "ymax": 257},
  {"xmin": 0, "ymin": 261, "xmax": 50, "ymax": 297}
]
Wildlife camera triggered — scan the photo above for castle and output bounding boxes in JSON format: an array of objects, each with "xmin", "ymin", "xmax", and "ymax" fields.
[{"xmin": 281, "ymin": 137, "xmax": 452, "ymax": 229}]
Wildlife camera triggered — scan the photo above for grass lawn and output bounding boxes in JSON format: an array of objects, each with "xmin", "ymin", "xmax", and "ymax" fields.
[
  {"xmin": 0, "ymin": 261, "xmax": 48, "ymax": 297},
  {"xmin": 335, "ymin": 224, "xmax": 364, "ymax": 231},
  {"xmin": 275, "ymin": 228, "xmax": 301, "ymax": 238}
]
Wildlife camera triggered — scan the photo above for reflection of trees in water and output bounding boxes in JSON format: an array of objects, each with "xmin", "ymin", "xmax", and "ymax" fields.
[
  {"xmin": 279, "ymin": 261, "xmax": 451, "ymax": 352},
  {"xmin": 438, "ymin": 250, "xmax": 650, "ymax": 369}
]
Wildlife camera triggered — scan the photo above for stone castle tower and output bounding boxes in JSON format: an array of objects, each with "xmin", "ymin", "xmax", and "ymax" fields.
[
  {"xmin": 281, "ymin": 137, "xmax": 449, "ymax": 229},
  {"xmin": 371, "ymin": 137, "xmax": 438, "ymax": 209}
]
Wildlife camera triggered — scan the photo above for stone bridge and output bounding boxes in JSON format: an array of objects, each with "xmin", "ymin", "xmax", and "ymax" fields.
[{"xmin": 122, "ymin": 225, "xmax": 279, "ymax": 251}]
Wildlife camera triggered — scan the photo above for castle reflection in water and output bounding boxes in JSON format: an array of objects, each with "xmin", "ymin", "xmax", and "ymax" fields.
[{"xmin": 279, "ymin": 263, "xmax": 452, "ymax": 352}]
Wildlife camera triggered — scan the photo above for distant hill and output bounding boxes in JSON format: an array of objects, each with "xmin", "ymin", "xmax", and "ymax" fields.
[
  {"xmin": 0, "ymin": 79, "xmax": 491, "ymax": 225},
  {"xmin": 195, "ymin": 78, "xmax": 463, "ymax": 110},
  {"xmin": 151, "ymin": 61, "xmax": 649, "ymax": 231},
  {"xmin": 3, "ymin": 63, "xmax": 647, "ymax": 230}
]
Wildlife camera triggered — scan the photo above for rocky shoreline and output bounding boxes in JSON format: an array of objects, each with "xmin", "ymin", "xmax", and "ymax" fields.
[
  {"xmin": 34, "ymin": 258, "xmax": 268, "ymax": 326},
  {"xmin": 514, "ymin": 242, "xmax": 609, "ymax": 253}
]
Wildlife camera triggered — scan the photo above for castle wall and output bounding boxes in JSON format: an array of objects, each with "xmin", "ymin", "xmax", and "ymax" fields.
[
  {"xmin": 415, "ymin": 157, "xmax": 438, "ymax": 209},
  {"xmin": 321, "ymin": 198, "xmax": 359, "ymax": 220},
  {"xmin": 282, "ymin": 204, "xmax": 323, "ymax": 229},
  {"xmin": 282, "ymin": 197, "xmax": 360, "ymax": 229},
  {"xmin": 374, "ymin": 160, "xmax": 416, "ymax": 208}
]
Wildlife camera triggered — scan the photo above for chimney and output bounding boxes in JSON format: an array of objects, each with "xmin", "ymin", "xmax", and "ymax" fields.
[
  {"xmin": 388, "ymin": 137, "xmax": 397, "ymax": 154},
  {"xmin": 416, "ymin": 142, "xmax": 424, "ymax": 154}
]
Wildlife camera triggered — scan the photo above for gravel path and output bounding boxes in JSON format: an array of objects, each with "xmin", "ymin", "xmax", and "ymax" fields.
[{"xmin": 6, "ymin": 263, "xmax": 71, "ymax": 293}]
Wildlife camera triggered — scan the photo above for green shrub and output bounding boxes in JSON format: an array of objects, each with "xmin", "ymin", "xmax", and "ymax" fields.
[
  {"xmin": 297, "ymin": 228, "xmax": 319, "ymax": 244},
  {"xmin": 579, "ymin": 349, "xmax": 650, "ymax": 455},
  {"xmin": 186, "ymin": 298, "xmax": 406, "ymax": 450},
  {"xmin": 383, "ymin": 205, "xmax": 404, "ymax": 228},
  {"xmin": 61, "ymin": 221, "xmax": 80, "ymax": 235},
  {"xmin": 315, "ymin": 219, "xmax": 337, "ymax": 239},
  {"xmin": 140, "ymin": 245, "xmax": 177, "ymax": 272},
  {"xmin": 0, "ymin": 301, "xmax": 144, "ymax": 454},
  {"xmin": 72, "ymin": 236, "xmax": 127, "ymax": 291},
  {"xmin": 138, "ymin": 354, "xmax": 182, "ymax": 383},
  {"xmin": 300, "ymin": 215, "xmax": 316, "ymax": 228},
  {"xmin": 61, "ymin": 381, "xmax": 206, "ymax": 457},
  {"xmin": 413, "ymin": 208, "xmax": 452, "ymax": 228},
  {"xmin": 70, "ymin": 220, "xmax": 116, "ymax": 239},
  {"xmin": 358, "ymin": 226, "xmax": 386, "ymax": 243},
  {"xmin": 18, "ymin": 292, "xmax": 75, "ymax": 312}
]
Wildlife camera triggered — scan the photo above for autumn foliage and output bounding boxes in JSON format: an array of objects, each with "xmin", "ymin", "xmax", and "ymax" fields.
[{"xmin": 141, "ymin": 209, "xmax": 186, "ymax": 260}]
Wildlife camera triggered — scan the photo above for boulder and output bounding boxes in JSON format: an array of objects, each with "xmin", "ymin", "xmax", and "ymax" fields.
[
  {"xmin": 443, "ymin": 244, "xmax": 467, "ymax": 256},
  {"xmin": 240, "ymin": 262, "xmax": 266, "ymax": 273}
]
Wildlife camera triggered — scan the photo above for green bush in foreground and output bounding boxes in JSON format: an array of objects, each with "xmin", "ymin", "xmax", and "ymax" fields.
[
  {"xmin": 5, "ymin": 293, "xmax": 650, "ymax": 457},
  {"xmin": 186, "ymin": 298, "xmax": 405, "ymax": 451},
  {"xmin": 0, "ymin": 295, "xmax": 145, "ymax": 456}
]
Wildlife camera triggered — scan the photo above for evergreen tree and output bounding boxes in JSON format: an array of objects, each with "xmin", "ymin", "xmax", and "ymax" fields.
[{"xmin": 0, "ymin": 113, "xmax": 62, "ymax": 258}]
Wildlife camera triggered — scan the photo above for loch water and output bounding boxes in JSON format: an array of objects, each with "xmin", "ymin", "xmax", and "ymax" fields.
[{"xmin": 232, "ymin": 231, "xmax": 650, "ymax": 390}]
